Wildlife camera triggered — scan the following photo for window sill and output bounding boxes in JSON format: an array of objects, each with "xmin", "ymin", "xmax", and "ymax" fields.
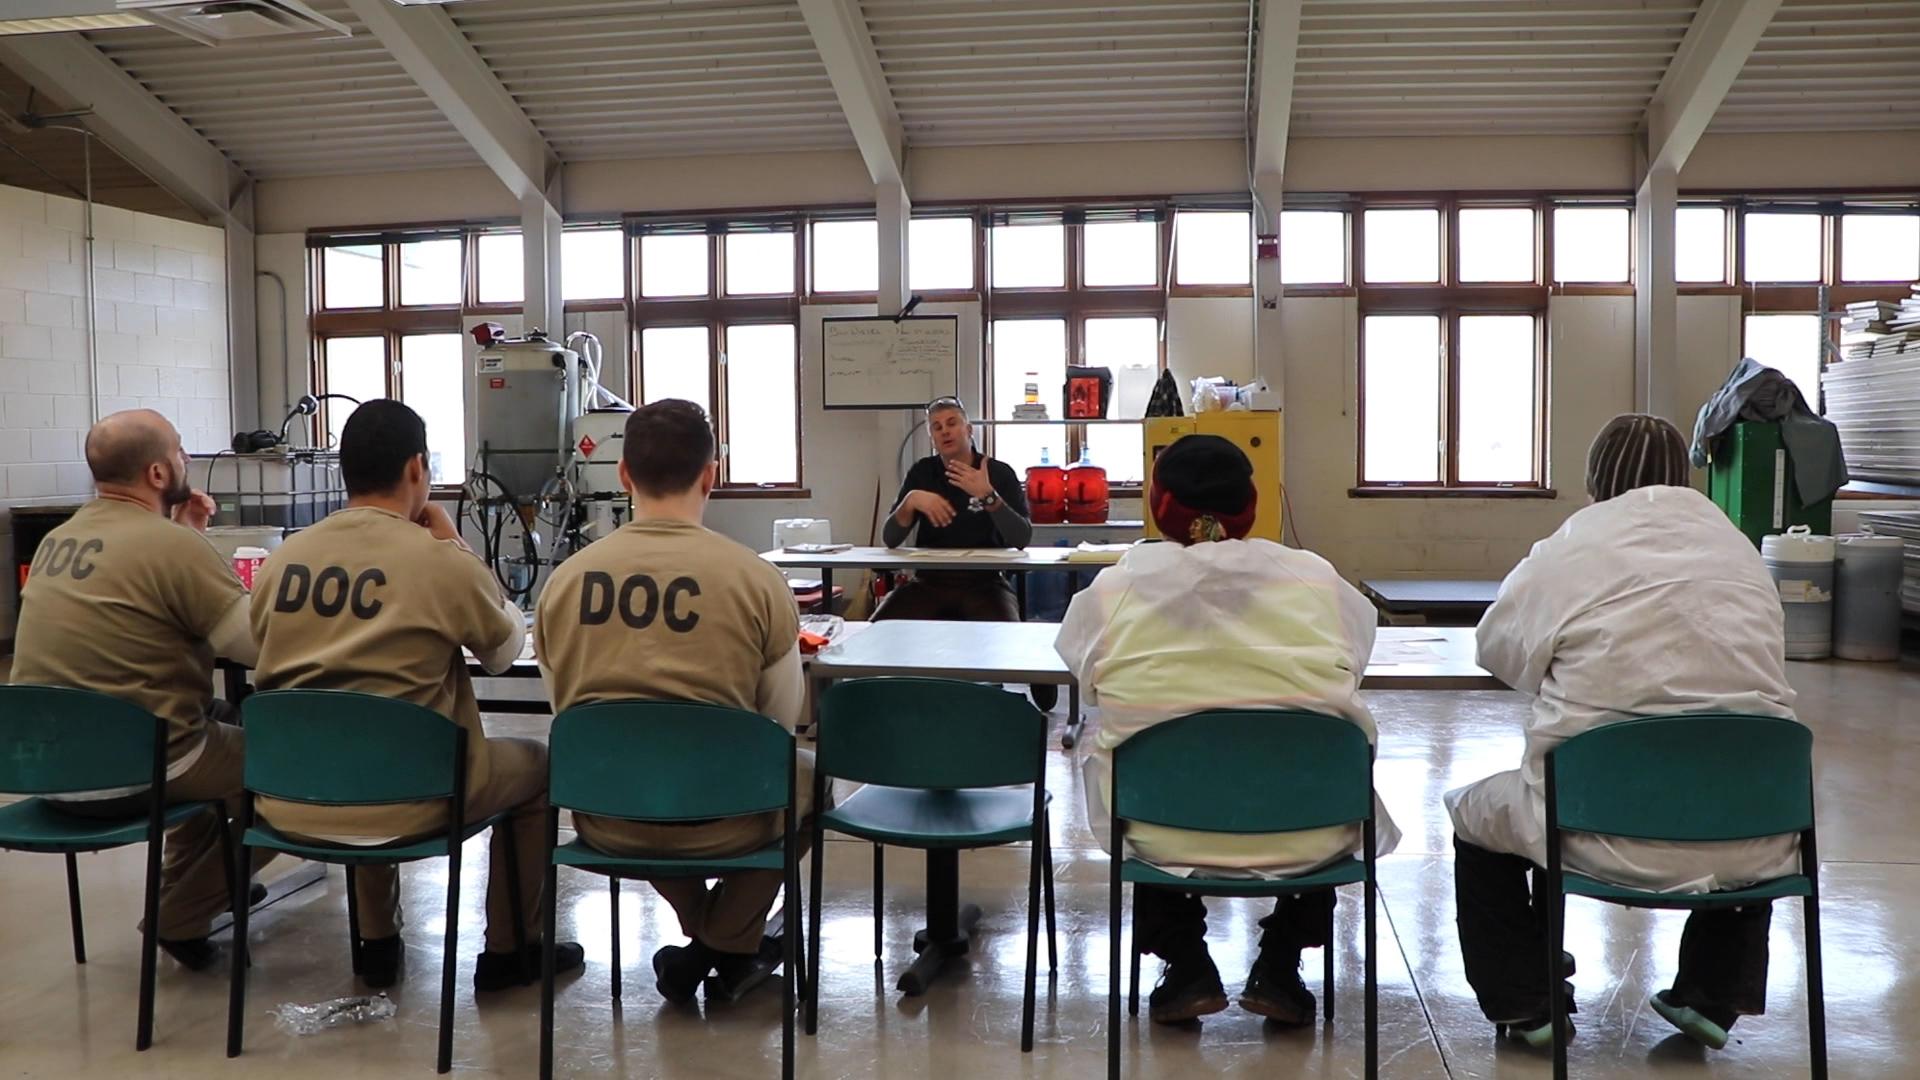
[
  {"xmin": 714, "ymin": 487, "xmax": 812, "ymax": 500},
  {"xmin": 1348, "ymin": 486, "xmax": 1558, "ymax": 500}
]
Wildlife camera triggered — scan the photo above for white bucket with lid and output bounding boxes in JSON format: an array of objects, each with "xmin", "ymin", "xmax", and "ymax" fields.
[
  {"xmin": 1834, "ymin": 532, "xmax": 1903, "ymax": 662},
  {"xmin": 1762, "ymin": 526, "xmax": 1835, "ymax": 660}
]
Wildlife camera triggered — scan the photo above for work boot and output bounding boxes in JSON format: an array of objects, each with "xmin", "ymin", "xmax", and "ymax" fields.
[
  {"xmin": 652, "ymin": 943, "xmax": 714, "ymax": 1004},
  {"xmin": 359, "ymin": 935, "xmax": 403, "ymax": 990},
  {"xmin": 1650, "ymin": 989, "xmax": 1737, "ymax": 1050},
  {"xmin": 1240, "ymin": 950, "xmax": 1315, "ymax": 1025},
  {"xmin": 1494, "ymin": 980, "xmax": 1578, "ymax": 1049},
  {"xmin": 159, "ymin": 936, "xmax": 219, "ymax": 972},
  {"xmin": 474, "ymin": 940, "xmax": 583, "ymax": 992},
  {"xmin": 705, "ymin": 935, "xmax": 786, "ymax": 1004},
  {"xmin": 1148, "ymin": 951, "xmax": 1228, "ymax": 1024}
]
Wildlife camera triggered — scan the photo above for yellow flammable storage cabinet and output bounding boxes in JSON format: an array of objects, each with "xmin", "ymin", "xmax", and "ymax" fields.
[{"xmin": 1142, "ymin": 411, "xmax": 1284, "ymax": 541}]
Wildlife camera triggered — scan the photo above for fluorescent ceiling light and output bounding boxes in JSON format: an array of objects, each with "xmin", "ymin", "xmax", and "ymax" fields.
[{"xmin": 0, "ymin": 14, "xmax": 149, "ymax": 33}]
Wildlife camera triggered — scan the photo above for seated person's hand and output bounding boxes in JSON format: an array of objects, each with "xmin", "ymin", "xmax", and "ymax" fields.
[
  {"xmin": 944, "ymin": 455, "xmax": 995, "ymax": 500},
  {"xmin": 415, "ymin": 503, "xmax": 469, "ymax": 547},
  {"xmin": 171, "ymin": 489, "xmax": 216, "ymax": 532},
  {"xmin": 909, "ymin": 489, "xmax": 956, "ymax": 528}
]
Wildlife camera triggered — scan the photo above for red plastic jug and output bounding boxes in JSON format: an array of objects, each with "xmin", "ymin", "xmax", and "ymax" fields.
[
  {"xmin": 1026, "ymin": 465, "xmax": 1067, "ymax": 524},
  {"xmin": 1065, "ymin": 456, "xmax": 1109, "ymax": 524}
]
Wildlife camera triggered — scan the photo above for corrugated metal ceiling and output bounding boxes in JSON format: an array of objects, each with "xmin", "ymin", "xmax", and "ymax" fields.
[
  {"xmin": 84, "ymin": 0, "xmax": 478, "ymax": 179},
  {"xmin": 1293, "ymin": 0, "xmax": 1699, "ymax": 137},
  {"xmin": 448, "ymin": 0, "xmax": 851, "ymax": 161},
  {"xmin": 1714, "ymin": 0, "xmax": 1920, "ymax": 133},
  {"xmin": 860, "ymin": 0, "xmax": 1254, "ymax": 146}
]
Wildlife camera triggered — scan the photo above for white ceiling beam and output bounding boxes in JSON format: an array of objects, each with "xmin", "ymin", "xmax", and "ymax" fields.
[
  {"xmin": 0, "ymin": 32, "xmax": 242, "ymax": 223},
  {"xmin": 798, "ymin": 0, "xmax": 904, "ymax": 188},
  {"xmin": 1642, "ymin": 0, "xmax": 1782, "ymax": 174},
  {"xmin": 342, "ymin": 0, "xmax": 558, "ymax": 207},
  {"xmin": 1250, "ymin": 0, "xmax": 1302, "ymax": 181}
]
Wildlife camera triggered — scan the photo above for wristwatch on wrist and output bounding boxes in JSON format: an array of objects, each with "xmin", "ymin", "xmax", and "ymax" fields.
[{"xmin": 980, "ymin": 491, "xmax": 1002, "ymax": 510}]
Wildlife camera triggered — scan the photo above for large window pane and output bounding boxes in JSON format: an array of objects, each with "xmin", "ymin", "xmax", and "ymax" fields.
[
  {"xmin": 1841, "ymin": 213, "xmax": 1920, "ymax": 283},
  {"xmin": 724, "ymin": 231, "xmax": 795, "ymax": 296},
  {"xmin": 321, "ymin": 337, "xmax": 385, "ymax": 448},
  {"xmin": 1677, "ymin": 206, "xmax": 1728, "ymax": 284},
  {"xmin": 641, "ymin": 234, "xmax": 709, "ymax": 298},
  {"xmin": 1745, "ymin": 314, "xmax": 1824, "ymax": 407},
  {"xmin": 1085, "ymin": 424, "xmax": 1145, "ymax": 484},
  {"xmin": 322, "ymin": 244, "xmax": 383, "ymax": 309},
  {"xmin": 1458, "ymin": 208, "xmax": 1535, "ymax": 283},
  {"xmin": 1553, "ymin": 207, "xmax": 1630, "ymax": 283},
  {"xmin": 1280, "ymin": 210, "xmax": 1345, "ymax": 285},
  {"xmin": 1174, "ymin": 210, "xmax": 1251, "ymax": 286},
  {"xmin": 990, "ymin": 318, "xmax": 1067, "ymax": 473},
  {"xmin": 563, "ymin": 229, "xmax": 624, "ymax": 300},
  {"xmin": 640, "ymin": 325, "xmax": 711, "ymax": 409},
  {"xmin": 400, "ymin": 334, "xmax": 466, "ymax": 484},
  {"xmin": 1457, "ymin": 315, "xmax": 1537, "ymax": 483},
  {"xmin": 1363, "ymin": 209, "xmax": 1440, "ymax": 284},
  {"xmin": 1083, "ymin": 220, "xmax": 1157, "ymax": 287},
  {"xmin": 909, "ymin": 217, "xmax": 974, "ymax": 291},
  {"xmin": 991, "ymin": 223, "xmax": 1065, "ymax": 289},
  {"xmin": 477, "ymin": 232, "xmax": 523, "ymax": 305},
  {"xmin": 1744, "ymin": 213, "xmax": 1822, "ymax": 283},
  {"xmin": 723, "ymin": 323, "xmax": 798, "ymax": 485},
  {"xmin": 1362, "ymin": 315, "xmax": 1441, "ymax": 483},
  {"xmin": 398, "ymin": 239, "xmax": 460, "ymax": 307},
  {"xmin": 812, "ymin": 219, "xmax": 878, "ymax": 293}
]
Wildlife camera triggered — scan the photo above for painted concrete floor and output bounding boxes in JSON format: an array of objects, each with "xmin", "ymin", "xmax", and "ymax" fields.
[{"xmin": 0, "ymin": 660, "xmax": 1908, "ymax": 1078}]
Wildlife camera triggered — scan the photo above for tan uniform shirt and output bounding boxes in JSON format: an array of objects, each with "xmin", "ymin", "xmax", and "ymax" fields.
[
  {"xmin": 249, "ymin": 506, "xmax": 521, "ymax": 842},
  {"xmin": 12, "ymin": 499, "xmax": 243, "ymax": 770},
  {"xmin": 535, "ymin": 518, "xmax": 799, "ymax": 715}
]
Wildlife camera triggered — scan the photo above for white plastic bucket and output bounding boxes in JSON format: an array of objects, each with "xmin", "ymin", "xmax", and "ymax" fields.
[
  {"xmin": 1762, "ymin": 526, "xmax": 1835, "ymax": 660},
  {"xmin": 1833, "ymin": 533, "xmax": 1903, "ymax": 662}
]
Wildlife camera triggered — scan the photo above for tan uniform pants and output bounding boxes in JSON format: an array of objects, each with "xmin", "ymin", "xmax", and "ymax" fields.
[
  {"xmin": 54, "ymin": 714, "xmax": 277, "ymax": 941},
  {"xmin": 268, "ymin": 736, "xmax": 549, "ymax": 955},
  {"xmin": 573, "ymin": 749, "xmax": 815, "ymax": 956}
]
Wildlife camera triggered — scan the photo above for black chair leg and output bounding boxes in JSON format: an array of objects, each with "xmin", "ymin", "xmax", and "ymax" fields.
[
  {"xmin": 438, "ymin": 850, "xmax": 462, "ymax": 1074},
  {"xmin": 1108, "ymin": 860, "xmax": 1122, "ymax": 1080},
  {"xmin": 135, "ymin": 818, "xmax": 163, "ymax": 1051},
  {"xmin": 64, "ymin": 852, "xmax": 86, "ymax": 964},
  {"xmin": 344, "ymin": 865, "xmax": 364, "ymax": 974},
  {"xmin": 1127, "ymin": 886, "xmax": 1141, "ymax": 1018},
  {"xmin": 225, "ymin": 839, "xmax": 253, "ymax": 1059},
  {"xmin": 783, "ymin": 834, "xmax": 798, "ymax": 1080},
  {"xmin": 872, "ymin": 844, "xmax": 884, "ymax": 962},
  {"xmin": 1324, "ymin": 896, "xmax": 1336, "ymax": 1021},
  {"xmin": 1364, "ymin": 879, "xmax": 1378, "ymax": 1080},
  {"xmin": 807, "ymin": 819, "xmax": 825, "ymax": 1035},
  {"xmin": 503, "ymin": 819, "xmax": 530, "ymax": 985},
  {"xmin": 539, "ymin": 859, "xmax": 560, "ymax": 1080},
  {"xmin": 1805, "ymin": 892, "xmax": 1829, "ymax": 1080},
  {"xmin": 1041, "ymin": 810, "xmax": 1057, "ymax": 974},
  {"xmin": 1022, "ymin": 832, "xmax": 1041, "ymax": 1052},
  {"xmin": 609, "ymin": 877, "xmax": 622, "ymax": 1002},
  {"xmin": 1547, "ymin": 895, "xmax": 1567, "ymax": 1080}
]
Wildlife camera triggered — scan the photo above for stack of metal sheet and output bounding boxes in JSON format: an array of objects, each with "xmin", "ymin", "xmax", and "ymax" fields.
[
  {"xmin": 1825, "ymin": 353, "xmax": 1920, "ymax": 486},
  {"xmin": 1856, "ymin": 511, "xmax": 1920, "ymax": 614}
]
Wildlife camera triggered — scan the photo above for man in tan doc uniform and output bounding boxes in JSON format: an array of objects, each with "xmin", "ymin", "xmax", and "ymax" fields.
[
  {"xmin": 536, "ymin": 398, "xmax": 806, "ymax": 1005},
  {"xmin": 13, "ymin": 409, "xmax": 272, "ymax": 970},
  {"xmin": 250, "ymin": 399, "xmax": 581, "ymax": 991}
]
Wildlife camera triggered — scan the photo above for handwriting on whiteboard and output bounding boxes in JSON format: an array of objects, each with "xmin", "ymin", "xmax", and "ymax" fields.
[{"xmin": 823, "ymin": 316, "xmax": 959, "ymax": 408}]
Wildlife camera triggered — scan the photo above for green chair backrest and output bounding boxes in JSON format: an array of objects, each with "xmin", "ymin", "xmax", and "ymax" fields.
[
  {"xmin": 817, "ymin": 678, "xmax": 1047, "ymax": 790},
  {"xmin": 549, "ymin": 701, "xmax": 792, "ymax": 822},
  {"xmin": 242, "ymin": 690, "xmax": 460, "ymax": 805},
  {"xmin": 1551, "ymin": 713, "xmax": 1812, "ymax": 842},
  {"xmin": 0, "ymin": 685, "xmax": 161, "ymax": 795},
  {"xmin": 1113, "ymin": 710, "xmax": 1371, "ymax": 834}
]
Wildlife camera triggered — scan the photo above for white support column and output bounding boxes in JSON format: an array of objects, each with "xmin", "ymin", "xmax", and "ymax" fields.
[
  {"xmin": 521, "ymin": 184, "xmax": 564, "ymax": 336},
  {"xmin": 1248, "ymin": 0, "xmax": 1302, "ymax": 404},
  {"xmin": 225, "ymin": 184, "xmax": 260, "ymax": 431},
  {"xmin": 1252, "ymin": 174, "xmax": 1287, "ymax": 402},
  {"xmin": 1635, "ymin": 167, "xmax": 1680, "ymax": 422},
  {"xmin": 876, "ymin": 179, "xmax": 910, "ymax": 315}
]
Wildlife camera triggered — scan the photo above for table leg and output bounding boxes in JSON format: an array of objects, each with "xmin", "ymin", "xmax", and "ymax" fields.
[
  {"xmin": 1061, "ymin": 683, "xmax": 1083, "ymax": 749},
  {"xmin": 820, "ymin": 568, "xmax": 834, "ymax": 615},
  {"xmin": 898, "ymin": 850, "xmax": 980, "ymax": 996},
  {"xmin": 1015, "ymin": 572, "xmax": 1028, "ymax": 619}
]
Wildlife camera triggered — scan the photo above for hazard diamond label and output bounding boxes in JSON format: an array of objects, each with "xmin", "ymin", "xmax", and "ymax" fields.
[{"xmin": 578, "ymin": 435, "xmax": 597, "ymax": 457}]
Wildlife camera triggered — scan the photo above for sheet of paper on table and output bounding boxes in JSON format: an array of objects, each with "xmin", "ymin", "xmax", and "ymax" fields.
[
  {"xmin": 1370, "ymin": 637, "xmax": 1444, "ymax": 665},
  {"xmin": 903, "ymin": 547, "xmax": 1027, "ymax": 559},
  {"xmin": 1066, "ymin": 542, "xmax": 1133, "ymax": 563}
]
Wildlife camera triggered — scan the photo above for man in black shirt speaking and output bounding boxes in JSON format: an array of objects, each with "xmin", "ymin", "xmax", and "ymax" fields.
[{"xmin": 877, "ymin": 396, "xmax": 1056, "ymax": 709}]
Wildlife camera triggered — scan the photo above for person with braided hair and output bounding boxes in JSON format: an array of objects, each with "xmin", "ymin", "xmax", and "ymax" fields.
[{"xmin": 1055, "ymin": 434, "xmax": 1400, "ymax": 1027}]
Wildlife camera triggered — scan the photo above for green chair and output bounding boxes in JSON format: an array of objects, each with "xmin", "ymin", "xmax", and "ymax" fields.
[
  {"xmin": 0, "ymin": 685, "xmax": 235, "ymax": 1051},
  {"xmin": 538, "ymin": 701, "xmax": 804, "ymax": 1080},
  {"xmin": 804, "ymin": 677, "xmax": 1057, "ymax": 1051},
  {"xmin": 1108, "ymin": 710, "xmax": 1379, "ymax": 1080},
  {"xmin": 1544, "ymin": 713, "xmax": 1825, "ymax": 1080},
  {"xmin": 225, "ymin": 690, "xmax": 527, "ymax": 1075}
]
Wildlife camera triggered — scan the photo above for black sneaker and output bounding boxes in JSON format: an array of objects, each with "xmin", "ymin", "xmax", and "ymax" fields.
[
  {"xmin": 159, "ymin": 936, "xmax": 219, "ymax": 972},
  {"xmin": 705, "ymin": 935, "xmax": 785, "ymax": 1004},
  {"xmin": 230, "ymin": 882, "xmax": 268, "ymax": 912},
  {"xmin": 474, "ymin": 941, "xmax": 583, "ymax": 993},
  {"xmin": 653, "ymin": 944, "xmax": 713, "ymax": 1004},
  {"xmin": 360, "ymin": 935, "xmax": 403, "ymax": 990},
  {"xmin": 1029, "ymin": 684, "xmax": 1060, "ymax": 713},
  {"xmin": 1147, "ymin": 953, "xmax": 1229, "ymax": 1024},
  {"xmin": 1240, "ymin": 953, "xmax": 1315, "ymax": 1025}
]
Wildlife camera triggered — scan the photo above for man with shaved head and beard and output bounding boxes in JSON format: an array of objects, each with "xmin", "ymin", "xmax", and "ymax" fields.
[{"xmin": 12, "ymin": 409, "xmax": 274, "ymax": 971}]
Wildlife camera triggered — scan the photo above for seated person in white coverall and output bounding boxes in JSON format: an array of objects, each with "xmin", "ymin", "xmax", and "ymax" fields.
[
  {"xmin": 1448, "ymin": 414, "xmax": 1801, "ymax": 1051},
  {"xmin": 1056, "ymin": 434, "xmax": 1400, "ymax": 1026}
]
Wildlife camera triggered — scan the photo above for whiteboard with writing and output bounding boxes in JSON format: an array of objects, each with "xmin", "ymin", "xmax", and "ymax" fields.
[{"xmin": 821, "ymin": 315, "xmax": 960, "ymax": 410}]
